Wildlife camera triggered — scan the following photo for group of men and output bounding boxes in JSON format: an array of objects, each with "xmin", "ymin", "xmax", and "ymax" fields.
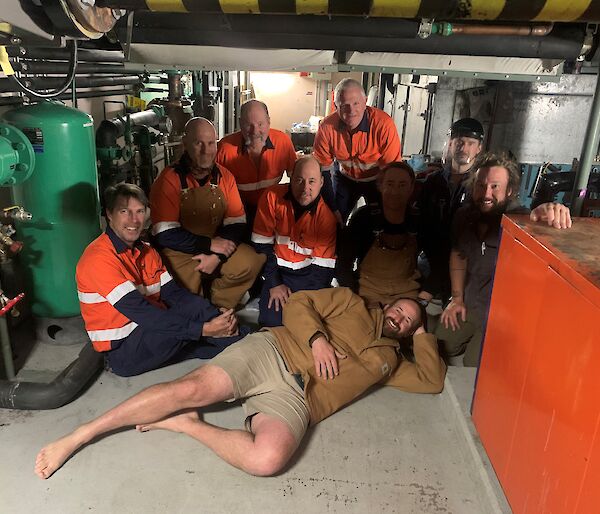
[{"xmin": 35, "ymin": 77, "xmax": 571, "ymax": 480}]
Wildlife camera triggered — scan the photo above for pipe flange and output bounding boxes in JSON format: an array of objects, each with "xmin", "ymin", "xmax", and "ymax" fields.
[
  {"xmin": 40, "ymin": 0, "xmax": 118, "ymax": 39},
  {"xmin": 0, "ymin": 123, "xmax": 35, "ymax": 186}
]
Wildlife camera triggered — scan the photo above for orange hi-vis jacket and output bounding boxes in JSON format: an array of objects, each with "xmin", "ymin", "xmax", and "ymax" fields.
[
  {"xmin": 77, "ymin": 228, "xmax": 173, "ymax": 352},
  {"xmin": 251, "ymin": 185, "xmax": 336, "ymax": 289},
  {"xmin": 313, "ymin": 105, "xmax": 401, "ymax": 182},
  {"xmin": 150, "ymin": 160, "xmax": 247, "ymax": 253},
  {"xmin": 216, "ymin": 128, "xmax": 297, "ymax": 209}
]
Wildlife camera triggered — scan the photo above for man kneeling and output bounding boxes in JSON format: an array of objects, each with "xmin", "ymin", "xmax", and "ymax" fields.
[{"xmin": 35, "ymin": 287, "xmax": 445, "ymax": 479}]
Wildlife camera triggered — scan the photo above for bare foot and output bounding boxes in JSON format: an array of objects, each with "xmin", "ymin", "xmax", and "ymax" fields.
[
  {"xmin": 35, "ymin": 432, "xmax": 84, "ymax": 479},
  {"xmin": 136, "ymin": 410, "xmax": 200, "ymax": 434}
]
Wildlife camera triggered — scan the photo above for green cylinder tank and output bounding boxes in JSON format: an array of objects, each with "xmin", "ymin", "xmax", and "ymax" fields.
[{"xmin": 0, "ymin": 102, "xmax": 101, "ymax": 317}]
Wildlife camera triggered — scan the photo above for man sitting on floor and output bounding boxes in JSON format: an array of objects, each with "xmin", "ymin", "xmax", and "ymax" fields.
[
  {"xmin": 251, "ymin": 156, "xmax": 337, "ymax": 326},
  {"xmin": 150, "ymin": 117, "xmax": 265, "ymax": 309},
  {"xmin": 76, "ymin": 183, "xmax": 243, "ymax": 377},
  {"xmin": 35, "ymin": 287, "xmax": 445, "ymax": 479}
]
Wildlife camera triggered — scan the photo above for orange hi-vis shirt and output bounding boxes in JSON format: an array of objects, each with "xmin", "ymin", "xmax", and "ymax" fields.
[
  {"xmin": 251, "ymin": 185, "xmax": 337, "ymax": 273},
  {"xmin": 76, "ymin": 228, "xmax": 172, "ymax": 352},
  {"xmin": 151, "ymin": 162, "xmax": 246, "ymax": 237},
  {"xmin": 216, "ymin": 128, "xmax": 297, "ymax": 209},
  {"xmin": 313, "ymin": 106, "xmax": 401, "ymax": 182}
]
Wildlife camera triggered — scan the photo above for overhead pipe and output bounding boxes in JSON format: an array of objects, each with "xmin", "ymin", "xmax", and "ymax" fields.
[
  {"xmin": 122, "ymin": 15, "xmax": 586, "ymax": 60},
  {"xmin": 0, "ymin": 88, "xmax": 135, "ymax": 106},
  {"xmin": 437, "ymin": 22, "xmax": 554, "ymax": 37},
  {"xmin": 97, "ymin": 0, "xmax": 600, "ymax": 22},
  {"xmin": 0, "ymin": 343, "xmax": 103, "ymax": 410},
  {"xmin": 572, "ymin": 72, "xmax": 600, "ymax": 217},
  {"xmin": 7, "ymin": 46, "xmax": 125, "ymax": 62},
  {"xmin": 22, "ymin": 75, "xmax": 142, "ymax": 90},
  {"xmin": 9, "ymin": 61, "xmax": 143, "ymax": 75},
  {"xmin": 0, "ymin": 75, "xmax": 142, "ymax": 93}
]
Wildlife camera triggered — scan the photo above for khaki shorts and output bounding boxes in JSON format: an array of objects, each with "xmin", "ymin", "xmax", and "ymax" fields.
[{"xmin": 210, "ymin": 331, "xmax": 310, "ymax": 443}]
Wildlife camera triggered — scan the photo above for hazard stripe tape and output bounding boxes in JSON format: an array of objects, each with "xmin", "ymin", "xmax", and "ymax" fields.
[{"xmin": 140, "ymin": 0, "xmax": 599, "ymax": 21}]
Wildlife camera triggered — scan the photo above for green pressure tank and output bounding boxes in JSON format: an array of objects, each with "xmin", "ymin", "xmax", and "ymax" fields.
[{"xmin": 0, "ymin": 102, "xmax": 101, "ymax": 317}]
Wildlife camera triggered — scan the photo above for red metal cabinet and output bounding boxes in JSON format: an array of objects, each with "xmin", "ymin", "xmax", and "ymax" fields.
[{"xmin": 472, "ymin": 215, "xmax": 600, "ymax": 514}]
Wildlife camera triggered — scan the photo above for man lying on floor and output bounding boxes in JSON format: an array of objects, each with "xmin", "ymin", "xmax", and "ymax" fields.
[{"xmin": 35, "ymin": 287, "xmax": 446, "ymax": 479}]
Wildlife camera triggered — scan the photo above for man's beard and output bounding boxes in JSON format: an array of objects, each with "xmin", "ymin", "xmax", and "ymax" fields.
[{"xmin": 476, "ymin": 198, "xmax": 509, "ymax": 221}]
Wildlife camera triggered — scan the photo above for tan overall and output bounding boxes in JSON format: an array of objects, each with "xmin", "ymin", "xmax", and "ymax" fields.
[
  {"xmin": 161, "ymin": 182, "xmax": 265, "ymax": 309},
  {"xmin": 358, "ymin": 233, "xmax": 421, "ymax": 306}
]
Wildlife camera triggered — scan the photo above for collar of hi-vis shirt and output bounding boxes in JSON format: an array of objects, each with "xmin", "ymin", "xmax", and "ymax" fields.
[
  {"xmin": 337, "ymin": 109, "xmax": 370, "ymax": 134},
  {"xmin": 106, "ymin": 225, "xmax": 145, "ymax": 254},
  {"xmin": 175, "ymin": 152, "xmax": 221, "ymax": 189},
  {"xmin": 283, "ymin": 187, "xmax": 322, "ymax": 220},
  {"xmin": 240, "ymin": 134, "xmax": 275, "ymax": 154}
]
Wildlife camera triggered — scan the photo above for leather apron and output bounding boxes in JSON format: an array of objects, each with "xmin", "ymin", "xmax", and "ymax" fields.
[
  {"xmin": 162, "ymin": 179, "xmax": 265, "ymax": 308},
  {"xmin": 358, "ymin": 233, "xmax": 421, "ymax": 306}
]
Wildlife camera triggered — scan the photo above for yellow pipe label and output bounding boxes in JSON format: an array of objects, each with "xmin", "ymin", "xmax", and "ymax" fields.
[
  {"xmin": 296, "ymin": 0, "xmax": 328, "ymax": 15},
  {"xmin": 145, "ymin": 0, "xmax": 187, "ymax": 12},
  {"xmin": 534, "ymin": 0, "xmax": 591, "ymax": 21},
  {"xmin": 0, "ymin": 46, "xmax": 15, "ymax": 76},
  {"xmin": 469, "ymin": 0, "xmax": 506, "ymax": 19},
  {"xmin": 371, "ymin": 0, "xmax": 420, "ymax": 18},
  {"xmin": 219, "ymin": 0, "xmax": 261, "ymax": 14}
]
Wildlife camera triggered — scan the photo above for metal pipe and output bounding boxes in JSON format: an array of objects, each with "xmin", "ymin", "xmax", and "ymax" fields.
[
  {"xmin": 571, "ymin": 73, "xmax": 600, "ymax": 217},
  {"xmin": 0, "ymin": 76, "xmax": 142, "ymax": 93},
  {"xmin": 7, "ymin": 47, "xmax": 125, "ymax": 62},
  {"xmin": 54, "ymin": 88, "xmax": 135, "ymax": 101},
  {"xmin": 25, "ymin": 75, "xmax": 142, "ymax": 90},
  {"xmin": 443, "ymin": 23, "xmax": 554, "ymax": 37},
  {"xmin": 0, "ymin": 88, "xmax": 135, "ymax": 106},
  {"xmin": 0, "ymin": 316, "xmax": 14, "ymax": 380},
  {"xmin": 10, "ymin": 61, "xmax": 143, "ymax": 74}
]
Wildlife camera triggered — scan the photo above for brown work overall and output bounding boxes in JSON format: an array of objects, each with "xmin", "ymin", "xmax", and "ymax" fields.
[
  {"xmin": 161, "ymin": 181, "xmax": 265, "ymax": 309},
  {"xmin": 358, "ymin": 233, "xmax": 421, "ymax": 306}
]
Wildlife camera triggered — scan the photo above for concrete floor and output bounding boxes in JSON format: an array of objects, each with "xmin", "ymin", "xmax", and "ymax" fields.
[{"xmin": 0, "ymin": 310, "xmax": 512, "ymax": 514}]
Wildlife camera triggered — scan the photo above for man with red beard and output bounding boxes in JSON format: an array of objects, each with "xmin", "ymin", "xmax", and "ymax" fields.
[
  {"xmin": 437, "ymin": 153, "xmax": 572, "ymax": 366},
  {"xmin": 35, "ymin": 288, "xmax": 445, "ymax": 480}
]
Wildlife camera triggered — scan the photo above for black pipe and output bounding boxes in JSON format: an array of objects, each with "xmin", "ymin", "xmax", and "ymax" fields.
[
  {"xmin": 119, "ymin": 15, "xmax": 586, "ymax": 60},
  {"xmin": 10, "ymin": 61, "xmax": 144, "ymax": 74},
  {"xmin": 8, "ymin": 46, "xmax": 125, "ymax": 62},
  {"xmin": 0, "ymin": 343, "xmax": 103, "ymax": 410},
  {"xmin": 54, "ymin": 88, "xmax": 135, "ymax": 101},
  {"xmin": 0, "ymin": 96, "xmax": 23, "ymax": 105},
  {"xmin": 0, "ymin": 76, "xmax": 141, "ymax": 92},
  {"xmin": 25, "ymin": 75, "xmax": 142, "ymax": 90}
]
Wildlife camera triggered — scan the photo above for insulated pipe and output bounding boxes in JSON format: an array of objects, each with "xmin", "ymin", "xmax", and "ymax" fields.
[
  {"xmin": 24, "ymin": 75, "xmax": 142, "ymax": 90},
  {"xmin": 0, "ymin": 89, "xmax": 135, "ymax": 106},
  {"xmin": 0, "ymin": 343, "xmax": 103, "ymax": 410},
  {"xmin": 0, "ymin": 76, "xmax": 142, "ymax": 93},
  {"xmin": 572, "ymin": 73, "xmax": 600, "ymax": 217},
  {"xmin": 7, "ymin": 47, "xmax": 125, "ymax": 62},
  {"xmin": 96, "ymin": 0, "xmax": 600, "ymax": 22},
  {"xmin": 123, "ymin": 16, "xmax": 586, "ymax": 60},
  {"xmin": 9, "ymin": 61, "xmax": 142, "ymax": 74}
]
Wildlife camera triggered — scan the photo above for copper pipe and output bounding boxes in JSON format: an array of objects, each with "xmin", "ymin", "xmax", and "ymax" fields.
[{"xmin": 449, "ymin": 23, "xmax": 553, "ymax": 37}]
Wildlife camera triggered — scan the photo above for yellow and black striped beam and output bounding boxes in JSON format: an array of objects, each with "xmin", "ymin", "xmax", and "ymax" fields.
[{"xmin": 98, "ymin": 0, "xmax": 600, "ymax": 22}]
